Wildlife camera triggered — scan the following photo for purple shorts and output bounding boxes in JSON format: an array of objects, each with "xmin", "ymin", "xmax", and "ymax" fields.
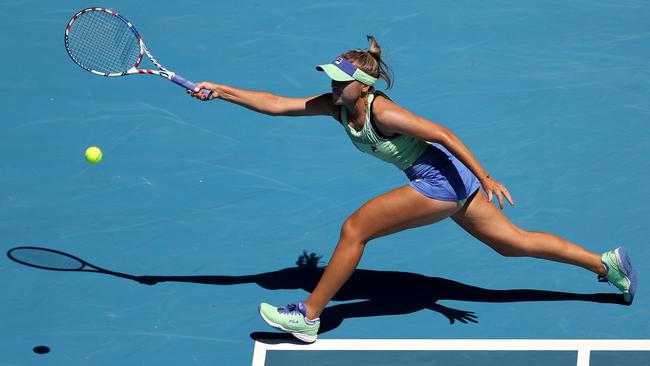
[{"xmin": 404, "ymin": 144, "xmax": 481, "ymax": 203}]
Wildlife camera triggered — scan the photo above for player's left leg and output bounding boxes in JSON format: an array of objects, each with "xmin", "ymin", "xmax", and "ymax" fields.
[
  {"xmin": 452, "ymin": 190, "xmax": 604, "ymax": 272},
  {"xmin": 451, "ymin": 190, "xmax": 636, "ymax": 303}
]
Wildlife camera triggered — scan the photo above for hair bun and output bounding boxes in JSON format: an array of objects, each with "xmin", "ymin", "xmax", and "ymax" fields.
[{"xmin": 366, "ymin": 35, "xmax": 382, "ymax": 59}]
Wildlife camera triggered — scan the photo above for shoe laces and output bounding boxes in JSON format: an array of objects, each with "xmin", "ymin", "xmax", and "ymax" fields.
[{"xmin": 278, "ymin": 303, "xmax": 301, "ymax": 315}]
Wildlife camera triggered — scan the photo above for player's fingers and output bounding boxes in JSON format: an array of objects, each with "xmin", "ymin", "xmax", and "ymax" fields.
[
  {"xmin": 187, "ymin": 89, "xmax": 200, "ymax": 99},
  {"xmin": 504, "ymin": 189, "xmax": 515, "ymax": 206},
  {"xmin": 496, "ymin": 191, "xmax": 505, "ymax": 209},
  {"xmin": 195, "ymin": 81, "xmax": 216, "ymax": 91}
]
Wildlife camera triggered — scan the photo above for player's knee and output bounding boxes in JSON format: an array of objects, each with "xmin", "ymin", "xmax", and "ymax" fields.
[
  {"xmin": 489, "ymin": 229, "xmax": 532, "ymax": 257},
  {"xmin": 340, "ymin": 216, "xmax": 369, "ymax": 246}
]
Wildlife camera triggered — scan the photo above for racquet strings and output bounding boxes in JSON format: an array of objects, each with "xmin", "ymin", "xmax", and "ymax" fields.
[
  {"xmin": 9, "ymin": 248, "xmax": 84, "ymax": 270},
  {"xmin": 67, "ymin": 10, "xmax": 141, "ymax": 74}
]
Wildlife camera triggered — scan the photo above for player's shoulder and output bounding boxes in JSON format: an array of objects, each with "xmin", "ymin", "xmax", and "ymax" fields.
[
  {"xmin": 371, "ymin": 91, "xmax": 408, "ymax": 122},
  {"xmin": 318, "ymin": 92, "xmax": 342, "ymax": 121},
  {"xmin": 303, "ymin": 92, "xmax": 338, "ymax": 119},
  {"xmin": 373, "ymin": 90, "xmax": 392, "ymax": 103}
]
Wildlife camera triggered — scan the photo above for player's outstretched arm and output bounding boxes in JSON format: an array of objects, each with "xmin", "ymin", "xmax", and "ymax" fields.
[{"xmin": 188, "ymin": 82, "xmax": 337, "ymax": 119}]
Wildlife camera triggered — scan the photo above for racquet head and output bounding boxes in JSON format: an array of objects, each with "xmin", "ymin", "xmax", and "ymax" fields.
[
  {"xmin": 7, "ymin": 247, "xmax": 85, "ymax": 271},
  {"xmin": 64, "ymin": 8, "xmax": 143, "ymax": 76}
]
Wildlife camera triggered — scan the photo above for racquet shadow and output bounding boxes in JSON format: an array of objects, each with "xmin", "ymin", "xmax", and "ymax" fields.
[{"xmin": 7, "ymin": 248, "xmax": 627, "ymax": 337}]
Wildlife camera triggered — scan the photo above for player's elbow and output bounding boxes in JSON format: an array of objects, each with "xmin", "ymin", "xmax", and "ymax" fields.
[
  {"xmin": 265, "ymin": 109, "xmax": 285, "ymax": 117},
  {"xmin": 431, "ymin": 127, "xmax": 453, "ymax": 145},
  {"xmin": 418, "ymin": 119, "xmax": 452, "ymax": 144},
  {"xmin": 264, "ymin": 95, "xmax": 295, "ymax": 116},
  {"xmin": 261, "ymin": 95, "xmax": 284, "ymax": 116}
]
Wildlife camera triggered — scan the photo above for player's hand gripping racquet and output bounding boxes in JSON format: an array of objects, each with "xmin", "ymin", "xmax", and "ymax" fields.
[
  {"xmin": 7, "ymin": 246, "xmax": 156, "ymax": 285},
  {"xmin": 64, "ymin": 7, "xmax": 211, "ymax": 98}
]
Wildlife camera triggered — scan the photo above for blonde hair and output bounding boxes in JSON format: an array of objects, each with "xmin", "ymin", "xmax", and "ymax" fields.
[{"xmin": 342, "ymin": 35, "xmax": 394, "ymax": 89}]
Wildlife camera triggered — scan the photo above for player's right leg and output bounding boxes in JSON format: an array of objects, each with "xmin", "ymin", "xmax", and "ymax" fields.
[{"xmin": 259, "ymin": 184, "xmax": 460, "ymax": 342}]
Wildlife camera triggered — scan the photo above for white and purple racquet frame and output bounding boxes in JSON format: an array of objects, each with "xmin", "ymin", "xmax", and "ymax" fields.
[{"xmin": 64, "ymin": 7, "xmax": 211, "ymax": 97}]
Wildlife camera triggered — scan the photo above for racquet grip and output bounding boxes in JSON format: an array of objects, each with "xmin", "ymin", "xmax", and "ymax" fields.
[{"xmin": 171, "ymin": 73, "xmax": 212, "ymax": 98}]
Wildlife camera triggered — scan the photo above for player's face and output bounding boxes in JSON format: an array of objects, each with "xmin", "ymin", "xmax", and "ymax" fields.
[{"xmin": 331, "ymin": 80, "xmax": 367, "ymax": 105}]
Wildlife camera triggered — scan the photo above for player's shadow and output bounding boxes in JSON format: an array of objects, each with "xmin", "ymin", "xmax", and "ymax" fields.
[
  {"xmin": 136, "ymin": 251, "xmax": 625, "ymax": 336},
  {"xmin": 7, "ymin": 247, "xmax": 624, "ymax": 337}
]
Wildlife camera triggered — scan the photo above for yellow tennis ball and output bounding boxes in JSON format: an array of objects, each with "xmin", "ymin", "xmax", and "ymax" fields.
[{"xmin": 85, "ymin": 146, "xmax": 103, "ymax": 164}]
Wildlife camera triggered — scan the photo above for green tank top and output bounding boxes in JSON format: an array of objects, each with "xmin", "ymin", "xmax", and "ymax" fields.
[{"xmin": 341, "ymin": 94, "xmax": 429, "ymax": 170}]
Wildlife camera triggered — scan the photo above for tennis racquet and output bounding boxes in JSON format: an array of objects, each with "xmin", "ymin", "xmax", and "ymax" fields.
[
  {"xmin": 64, "ymin": 7, "xmax": 211, "ymax": 98},
  {"xmin": 7, "ymin": 246, "xmax": 154, "ymax": 284}
]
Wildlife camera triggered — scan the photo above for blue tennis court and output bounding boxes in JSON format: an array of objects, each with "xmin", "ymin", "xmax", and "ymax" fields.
[{"xmin": 1, "ymin": 0, "xmax": 649, "ymax": 365}]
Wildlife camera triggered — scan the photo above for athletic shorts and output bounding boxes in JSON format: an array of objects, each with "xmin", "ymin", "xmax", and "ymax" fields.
[{"xmin": 404, "ymin": 144, "xmax": 481, "ymax": 205}]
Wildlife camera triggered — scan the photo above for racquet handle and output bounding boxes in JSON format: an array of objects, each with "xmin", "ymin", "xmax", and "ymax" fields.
[{"xmin": 171, "ymin": 73, "xmax": 212, "ymax": 99}]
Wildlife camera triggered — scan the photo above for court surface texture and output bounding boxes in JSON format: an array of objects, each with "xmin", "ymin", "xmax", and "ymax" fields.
[{"xmin": 1, "ymin": 0, "xmax": 649, "ymax": 365}]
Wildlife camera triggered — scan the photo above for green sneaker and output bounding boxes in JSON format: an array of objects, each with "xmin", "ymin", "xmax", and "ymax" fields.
[
  {"xmin": 259, "ymin": 301, "xmax": 319, "ymax": 343},
  {"xmin": 599, "ymin": 247, "xmax": 637, "ymax": 304}
]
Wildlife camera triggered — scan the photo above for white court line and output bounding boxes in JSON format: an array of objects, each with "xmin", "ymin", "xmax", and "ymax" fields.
[{"xmin": 252, "ymin": 339, "xmax": 650, "ymax": 366}]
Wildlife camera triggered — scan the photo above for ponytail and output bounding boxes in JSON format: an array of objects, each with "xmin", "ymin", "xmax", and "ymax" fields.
[{"xmin": 342, "ymin": 35, "xmax": 394, "ymax": 89}]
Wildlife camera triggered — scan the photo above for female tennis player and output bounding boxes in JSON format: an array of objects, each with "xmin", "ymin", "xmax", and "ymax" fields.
[{"xmin": 189, "ymin": 36, "xmax": 637, "ymax": 343}]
